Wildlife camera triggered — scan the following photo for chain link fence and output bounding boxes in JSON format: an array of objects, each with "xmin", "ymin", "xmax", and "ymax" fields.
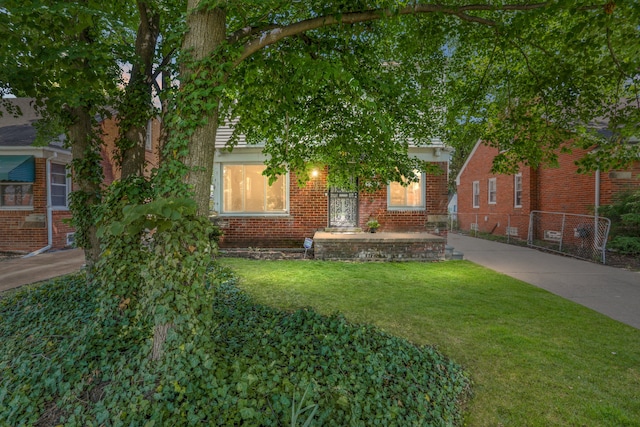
[
  {"xmin": 528, "ymin": 211, "xmax": 611, "ymax": 264},
  {"xmin": 450, "ymin": 211, "xmax": 612, "ymax": 263}
]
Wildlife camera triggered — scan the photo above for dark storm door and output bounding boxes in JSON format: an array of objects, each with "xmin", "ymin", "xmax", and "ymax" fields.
[{"xmin": 328, "ymin": 187, "xmax": 359, "ymax": 228}]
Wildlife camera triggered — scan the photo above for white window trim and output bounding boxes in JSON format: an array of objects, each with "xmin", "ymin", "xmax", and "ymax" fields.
[
  {"xmin": 50, "ymin": 162, "xmax": 71, "ymax": 210},
  {"xmin": 145, "ymin": 119, "xmax": 153, "ymax": 151},
  {"xmin": 218, "ymin": 163, "xmax": 290, "ymax": 217},
  {"xmin": 387, "ymin": 172, "xmax": 426, "ymax": 211},
  {"xmin": 514, "ymin": 174, "xmax": 523, "ymax": 208},
  {"xmin": 488, "ymin": 178, "xmax": 497, "ymax": 205},
  {"xmin": 472, "ymin": 181, "xmax": 480, "ymax": 208}
]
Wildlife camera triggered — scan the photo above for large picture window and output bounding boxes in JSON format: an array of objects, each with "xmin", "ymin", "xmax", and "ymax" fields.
[
  {"xmin": 50, "ymin": 163, "xmax": 70, "ymax": 208},
  {"xmin": 388, "ymin": 171, "xmax": 424, "ymax": 210},
  {"xmin": 222, "ymin": 164, "xmax": 287, "ymax": 214},
  {"xmin": 0, "ymin": 183, "xmax": 33, "ymax": 208}
]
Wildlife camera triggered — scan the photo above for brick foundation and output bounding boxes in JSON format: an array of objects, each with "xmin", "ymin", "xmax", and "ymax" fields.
[{"xmin": 313, "ymin": 231, "xmax": 446, "ymax": 261}]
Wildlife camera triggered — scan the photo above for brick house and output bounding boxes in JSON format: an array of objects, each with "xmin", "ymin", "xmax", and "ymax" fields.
[
  {"xmin": 211, "ymin": 125, "xmax": 451, "ymax": 248},
  {"xmin": 455, "ymin": 139, "xmax": 640, "ymax": 240},
  {"xmin": 0, "ymin": 98, "xmax": 160, "ymax": 254},
  {"xmin": 0, "ymin": 98, "xmax": 76, "ymax": 254}
]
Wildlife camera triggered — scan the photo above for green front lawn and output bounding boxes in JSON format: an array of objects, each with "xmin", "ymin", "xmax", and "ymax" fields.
[{"xmin": 221, "ymin": 258, "xmax": 640, "ymax": 427}]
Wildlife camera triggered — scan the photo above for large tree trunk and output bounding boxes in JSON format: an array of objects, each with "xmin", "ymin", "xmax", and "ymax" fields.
[
  {"xmin": 120, "ymin": 1, "xmax": 160, "ymax": 179},
  {"xmin": 68, "ymin": 106, "xmax": 102, "ymax": 265},
  {"xmin": 148, "ymin": 3, "xmax": 226, "ymax": 360},
  {"xmin": 180, "ymin": 3, "xmax": 226, "ymax": 216}
]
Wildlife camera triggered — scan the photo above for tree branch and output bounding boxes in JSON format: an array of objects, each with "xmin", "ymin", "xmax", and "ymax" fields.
[
  {"xmin": 233, "ymin": 3, "xmax": 555, "ymax": 66},
  {"xmin": 606, "ymin": 26, "xmax": 626, "ymax": 78},
  {"xmin": 227, "ymin": 24, "xmax": 279, "ymax": 45},
  {"xmin": 152, "ymin": 48, "xmax": 176, "ymax": 82}
]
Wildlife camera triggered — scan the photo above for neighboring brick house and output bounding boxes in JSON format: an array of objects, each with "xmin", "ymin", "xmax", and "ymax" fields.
[
  {"xmin": 0, "ymin": 98, "xmax": 160, "ymax": 254},
  {"xmin": 0, "ymin": 98, "xmax": 76, "ymax": 254},
  {"xmin": 210, "ymin": 125, "xmax": 451, "ymax": 248},
  {"xmin": 455, "ymin": 139, "xmax": 640, "ymax": 239},
  {"xmin": 100, "ymin": 116, "xmax": 161, "ymax": 181}
]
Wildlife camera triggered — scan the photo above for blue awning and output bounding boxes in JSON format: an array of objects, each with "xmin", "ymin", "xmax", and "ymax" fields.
[{"xmin": 0, "ymin": 155, "xmax": 36, "ymax": 182}]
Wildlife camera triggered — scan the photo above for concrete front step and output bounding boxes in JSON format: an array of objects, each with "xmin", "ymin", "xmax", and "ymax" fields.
[{"xmin": 445, "ymin": 245, "xmax": 464, "ymax": 260}]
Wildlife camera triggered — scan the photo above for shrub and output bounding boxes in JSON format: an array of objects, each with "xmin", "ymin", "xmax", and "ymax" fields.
[
  {"xmin": 599, "ymin": 188, "xmax": 640, "ymax": 255},
  {"xmin": 608, "ymin": 236, "xmax": 640, "ymax": 256}
]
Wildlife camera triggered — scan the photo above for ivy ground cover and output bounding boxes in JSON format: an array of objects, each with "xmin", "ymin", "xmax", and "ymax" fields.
[
  {"xmin": 221, "ymin": 258, "xmax": 640, "ymax": 427},
  {"xmin": 0, "ymin": 266, "xmax": 468, "ymax": 426}
]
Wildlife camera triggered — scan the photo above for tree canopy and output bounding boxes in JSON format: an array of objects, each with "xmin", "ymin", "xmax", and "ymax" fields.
[
  {"xmin": 1, "ymin": 0, "xmax": 639, "ymax": 366},
  {"xmin": 2, "ymin": 1, "xmax": 639, "ymax": 207}
]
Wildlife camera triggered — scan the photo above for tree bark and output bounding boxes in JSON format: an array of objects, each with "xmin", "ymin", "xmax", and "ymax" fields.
[
  {"xmin": 181, "ymin": 3, "xmax": 226, "ymax": 216},
  {"xmin": 120, "ymin": 1, "xmax": 160, "ymax": 179},
  {"xmin": 68, "ymin": 106, "xmax": 102, "ymax": 265}
]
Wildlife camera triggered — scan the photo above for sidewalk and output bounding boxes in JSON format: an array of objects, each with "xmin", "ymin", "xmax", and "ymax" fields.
[
  {"xmin": 0, "ymin": 248, "xmax": 85, "ymax": 293},
  {"xmin": 448, "ymin": 233, "xmax": 640, "ymax": 330}
]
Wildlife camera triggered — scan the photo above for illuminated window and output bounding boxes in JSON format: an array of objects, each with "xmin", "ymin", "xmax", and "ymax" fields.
[
  {"xmin": 388, "ymin": 171, "xmax": 424, "ymax": 210},
  {"xmin": 222, "ymin": 164, "xmax": 287, "ymax": 214}
]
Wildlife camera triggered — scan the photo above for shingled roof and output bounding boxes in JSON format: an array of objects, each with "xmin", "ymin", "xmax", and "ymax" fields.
[{"xmin": 0, "ymin": 98, "xmax": 65, "ymax": 148}]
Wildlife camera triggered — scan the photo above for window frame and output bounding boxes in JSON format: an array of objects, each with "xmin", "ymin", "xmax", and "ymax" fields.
[
  {"xmin": 50, "ymin": 162, "xmax": 71, "ymax": 210},
  {"xmin": 472, "ymin": 181, "xmax": 480, "ymax": 208},
  {"xmin": 0, "ymin": 182, "xmax": 34, "ymax": 210},
  {"xmin": 488, "ymin": 177, "xmax": 497, "ymax": 205},
  {"xmin": 514, "ymin": 174, "xmax": 523, "ymax": 208},
  {"xmin": 145, "ymin": 119, "xmax": 153, "ymax": 151},
  {"xmin": 387, "ymin": 171, "xmax": 426, "ymax": 211},
  {"xmin": 219, "ymin": 163, "xmax": 289, "ymax": 216}
]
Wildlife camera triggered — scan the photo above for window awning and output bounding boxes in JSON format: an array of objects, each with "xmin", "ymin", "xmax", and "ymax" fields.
[{"xmin": 0, "ymin": 155, "xmax": 36, "ymax": 182}]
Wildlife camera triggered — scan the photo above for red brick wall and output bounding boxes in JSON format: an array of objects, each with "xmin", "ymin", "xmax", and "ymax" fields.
[
  {"xmin": 216, "ymin": 170, "xmax": 329, "ymax": 248},
  {"xmin": 51, "ymin": 210, "xmax": 74, "ymax": 249},
  {"xmin": 457, "ymin": 141, "xmax": 640, "ymax": 238},
  {"xmin": 537, "ymin": 148, "xmax": 597, "ymax": 214},
  {"xmin": 359, "ymin": 162, "xmax": 448, "ymax": 233},
  {"xmin": 218, "ymin": 163, "xmax": 451, "ymax": 248},
  {"xmin": 456, "ymin": 143, "xmax": 532, "ymax": 238},
  {"xmin": 535, "ymin": 148, "xmax": 640, "ymax": 213},
  {"xmin": 0, "ymin": 158, "xmax": 73, "ymax": 253},
  {"xmin": 600, "ymin": 163, "xmax": 640, "ymax": 206},
  {"xmin": 100, "ymin": 117, "xmax": 161, "ymax": 185}
]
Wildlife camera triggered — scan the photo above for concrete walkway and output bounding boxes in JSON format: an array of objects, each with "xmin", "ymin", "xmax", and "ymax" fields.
[
  {"xmin": 448, "ymin": 233, "xmax": 640, "ymax": 329},
  {"xmin": 2, "ymin": 238, "xmax": 639, "ymax": 330},
  {"xmin": 0, "ymin": 248, "xmax": 85, "ymax": 293}
]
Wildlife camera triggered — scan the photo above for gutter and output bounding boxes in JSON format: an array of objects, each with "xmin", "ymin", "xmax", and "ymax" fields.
[{"xmin": 23, "ymin": 153, "xmax": 57, "ymax": 258}]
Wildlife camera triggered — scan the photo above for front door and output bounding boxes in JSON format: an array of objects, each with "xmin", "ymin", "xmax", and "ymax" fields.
[{"xmin": 328, "ymin": 187, "xmax": 358, "ymax": 228}]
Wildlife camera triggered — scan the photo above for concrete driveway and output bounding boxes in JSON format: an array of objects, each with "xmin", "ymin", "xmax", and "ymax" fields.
[
  {"xmin": 448, "ymin": 233, "xmax": 640, "ymax": 329},
  {"xmin": 0, "ymin": 248, "xmax": 85, "ymax": 293}
]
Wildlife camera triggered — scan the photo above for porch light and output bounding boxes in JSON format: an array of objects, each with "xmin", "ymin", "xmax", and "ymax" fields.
[{"xmin": 310, "ymin": 169, "xmax": 319, "ymax": 178}]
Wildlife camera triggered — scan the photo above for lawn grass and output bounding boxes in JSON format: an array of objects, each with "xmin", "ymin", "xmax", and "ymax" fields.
[{"xmin": 220, "ymin": 258, "xmax": 640, "ymax": 427}]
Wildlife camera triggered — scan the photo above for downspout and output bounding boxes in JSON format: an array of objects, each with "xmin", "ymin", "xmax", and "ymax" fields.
[
  {"xmin": 23, "ymin": 153, "xmax": 57, "ymax": 258},
  {"xmin": 594, "ymin": 168, "xmax": 601, "ymax": 215},
  {"xmin": 594, "ymin": 168, "xmax": 603, "ymax": 262}
]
